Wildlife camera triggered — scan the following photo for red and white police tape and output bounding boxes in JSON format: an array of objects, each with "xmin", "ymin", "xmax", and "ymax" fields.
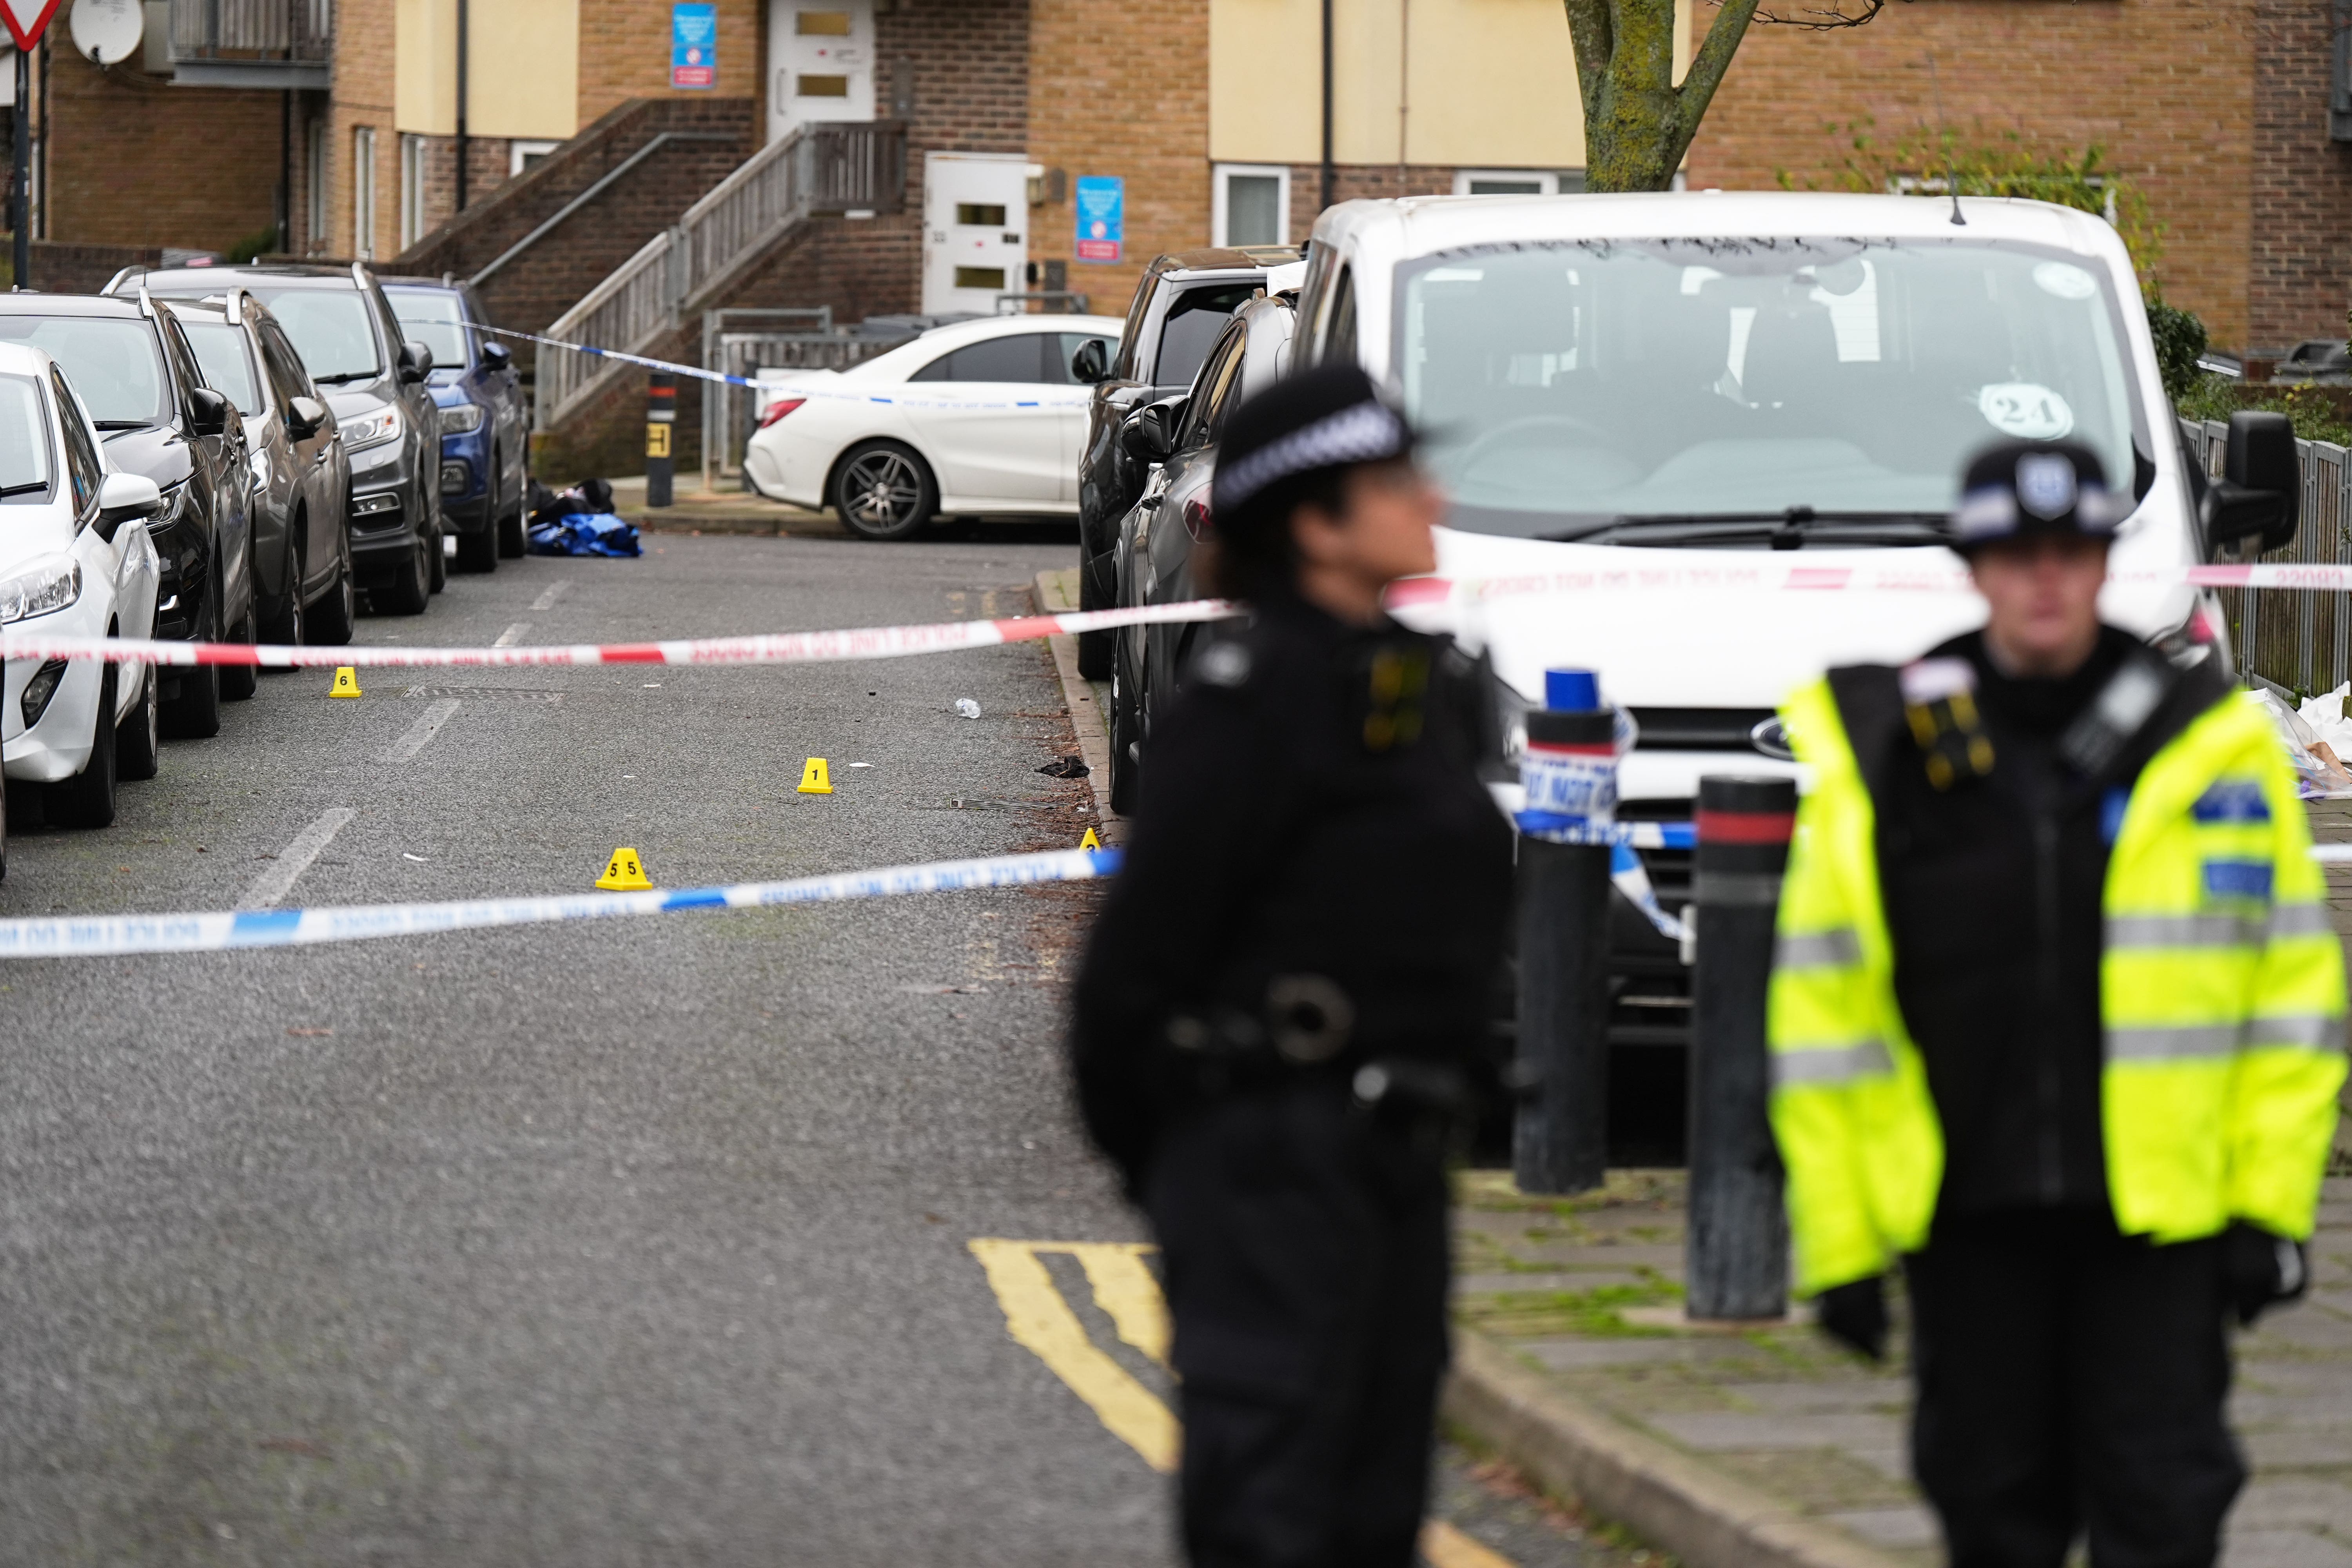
[{"xmin": 1, "ymin": 560, "xmax": 2345, "ymax": 672}]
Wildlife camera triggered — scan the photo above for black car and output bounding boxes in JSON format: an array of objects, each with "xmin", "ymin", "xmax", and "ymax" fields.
[
  {"xmin": 115, "ymin": 263, "xmax": 445, "ymax": 616},
  {"xmin": 0, "ymin": 293, "xmax": 258, "ymax": 735},
  {"xmin": 383, "ymin": 276, "xmax": 530, "ymax": 570},
  {"xmin": 1071, "ymin": 245, "xmax": 1302, "ymax": 678},
  {"xmin": 173, "ymin": 294, "xmax": 358, "ymax": 647},
  {"xmin": 1107, "ymin": 294, "xmax": 1297, "ymax": 813}
]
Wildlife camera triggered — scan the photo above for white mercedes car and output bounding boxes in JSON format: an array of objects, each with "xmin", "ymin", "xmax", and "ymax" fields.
[
  {"xmin": 743, "ymin": 314, "xmax": 1122, "ymax": 540},
  {"xmin": 0, "ymin": 343, "xmax": 165, "ymax": 838}
]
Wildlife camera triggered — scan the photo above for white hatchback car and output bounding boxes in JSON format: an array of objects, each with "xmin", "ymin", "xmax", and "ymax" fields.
[
  {"xmin": 743, "ymin": 314, "xmax": 1122, "ymax": 540},
  {"xmin": 0, "ymin": 343, "xmax": 165, "ymax": 837}
]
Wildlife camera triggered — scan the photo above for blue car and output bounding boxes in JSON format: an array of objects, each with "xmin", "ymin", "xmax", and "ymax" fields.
[{"xmin": 383, "ymin": 277, "xmax": 528, "ymax": 572}]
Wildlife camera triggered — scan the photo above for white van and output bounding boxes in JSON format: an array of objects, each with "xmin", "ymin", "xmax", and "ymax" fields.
[{"xmin": 1289, "ymin": 191, "xmax": 2287, "ymax": 1127}]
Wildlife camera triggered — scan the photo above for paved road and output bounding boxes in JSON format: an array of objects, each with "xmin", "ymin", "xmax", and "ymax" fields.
[{"xmin": 0, "ymin": 535, "xmax": 1632, "ymax": 1567}]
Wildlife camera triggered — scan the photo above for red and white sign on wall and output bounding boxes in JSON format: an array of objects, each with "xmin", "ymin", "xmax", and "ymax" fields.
[{"xmin": 2, "ymin": 0, "xmax": 60, "ymax": 53}]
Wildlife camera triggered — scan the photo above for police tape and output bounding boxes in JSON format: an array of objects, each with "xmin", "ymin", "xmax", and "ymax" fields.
[
  {"xmin": 1388, "ymin": 560, "xmax": 2352, "ymax": 606},
  {"xmin": 0, "ymin": 600, "xmax": 1241, "ymax": 671},
  {"xmin": 474, "ymin": 325, "xmax": 761, "ymax": 389},
  {"xmin": 0, "ymin": 847, "xmax": 1121, "ymax": 959}
]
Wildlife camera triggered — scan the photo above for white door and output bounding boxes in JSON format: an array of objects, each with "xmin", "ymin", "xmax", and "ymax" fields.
[
  {"xmin": 767, "ymin": 0, "xmax": 875, "ymax": 146},
  {"xmin": 906, "ymin": 328, "xmax": 1067, "ymax": 505},
  {"xmin": 922, "ymin": 152, "xmax": 1029, "ymax": 317}
]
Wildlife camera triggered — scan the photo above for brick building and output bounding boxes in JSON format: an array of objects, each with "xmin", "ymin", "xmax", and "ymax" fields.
[
  {"xmin": 9, "ymin": 0, "xmax": 2349, "ymax": 363},
  {"xmin": 1682, "ymin": 0, "xmax": 2352, "ymax": 359}
]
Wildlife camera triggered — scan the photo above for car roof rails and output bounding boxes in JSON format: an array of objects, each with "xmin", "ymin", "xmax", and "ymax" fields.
[
  {"xmin": 102, "ymin": 265, "xmax": 144, "ymax": 296},
  {"xmin": 351, "ymin": 261, "xmax": 373, "ymax": 290},
  {"xmin": 223, "ymin": 287, "xmax": 245, "ymax": 327},
  {"xmin": 134, "ymin": 286, "xmax": 159, "ymax": 321}
]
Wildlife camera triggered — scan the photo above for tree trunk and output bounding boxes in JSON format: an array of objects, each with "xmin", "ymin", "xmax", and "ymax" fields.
[{"xmin": 1564, "ymin": 0, "xmax": 1763, "ymax": 194}]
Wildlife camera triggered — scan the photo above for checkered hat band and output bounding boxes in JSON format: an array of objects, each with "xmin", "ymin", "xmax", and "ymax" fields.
[
  {"xmin": 1953, "ymin": 483, "xmax": 2128, "ymax": 541},
  {"xmin": 1217, "ymin": 401, "xmax": 1409, "ymax": 511}
]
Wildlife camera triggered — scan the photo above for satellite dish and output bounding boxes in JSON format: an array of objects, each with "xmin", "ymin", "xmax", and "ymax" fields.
[{"xmin": 69, "ymin": 0, "xmax": 140, "ymax": 65}]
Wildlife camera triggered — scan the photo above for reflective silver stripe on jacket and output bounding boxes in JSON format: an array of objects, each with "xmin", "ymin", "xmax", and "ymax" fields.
[
  {"xmin": 2243, "ymin": 1013, "xmax": 2347, "ymax": 1053},
  {"xmin": 1775, "ymin": 928, "xmax": 1862, "ymax": 969},
  {"xmin": 2106, "ymin": 913, "xmax": 2261, "ymax": 949},
  {"xmin": 2105, "ymin": 1023, "xmax": 2243, "ymax": 1062},
  {"xmin": 2267, "ymin": 902, "xmax": 2334, "ymax": 940},
  {"xmin": 1771, "ymin": 1038, "xmax": 1893, "ymax": 1087}
]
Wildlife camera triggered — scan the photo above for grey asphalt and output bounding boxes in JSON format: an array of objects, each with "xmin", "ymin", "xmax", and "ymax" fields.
[{"xmin": 0, "ymin": 534, "xmax": 1629, "ymax": 1567}]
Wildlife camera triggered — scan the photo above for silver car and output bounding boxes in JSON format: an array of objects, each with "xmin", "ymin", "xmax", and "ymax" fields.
[{"xmin": 173, "ymin": 294, "xmax": 357, "ymax": 646}]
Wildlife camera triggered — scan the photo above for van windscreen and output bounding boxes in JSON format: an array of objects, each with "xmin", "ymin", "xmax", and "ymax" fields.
[{"xmin": 1398, "ymin": 238, "xmax": 2143, "ymax": 544}]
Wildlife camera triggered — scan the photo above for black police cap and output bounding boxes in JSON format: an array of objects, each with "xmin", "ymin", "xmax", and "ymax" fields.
[{"xmin": 1950, "ymin": 439, "xmax": 2132, "ymax": 551}]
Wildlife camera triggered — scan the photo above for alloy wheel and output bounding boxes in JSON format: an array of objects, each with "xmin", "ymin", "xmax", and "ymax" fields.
[{"xmin": 841, "ymin": 451, "xmax": 924, "ymax": 531}]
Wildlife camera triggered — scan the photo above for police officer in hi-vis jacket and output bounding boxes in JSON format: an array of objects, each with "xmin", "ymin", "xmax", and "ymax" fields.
[{"xmin": 1768, "ymin": 439, "xmax": 2345, "ymax": 1568}]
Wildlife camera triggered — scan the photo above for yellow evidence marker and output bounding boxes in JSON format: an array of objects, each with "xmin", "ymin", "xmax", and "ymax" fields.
[
  {"xmin": 328, "ymin": 666, "xmax": 362, "ymax": 698},
  {"xmin": 797, "ymin": 757, "xmax": 833, "ymax": 795},
  {"xmin": 1080, "ymin": 826, "xmax": 1102, "ymax": 851},
  {"xmin": 595, "ymin": 848, "xmax": 653, "ymax": 890}
]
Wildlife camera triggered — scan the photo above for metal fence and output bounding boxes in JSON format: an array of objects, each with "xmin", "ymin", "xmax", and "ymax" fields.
[
  {"xmin": 535, "ymin": 121, "xmax": 906, "ymax": 432},
  {"xmin": 2181, "ymin": 416, "xmax": 2352, "ymax": 697},
  {"xmin": 169, "ymin": 0, "xmax": 332, "ymax": 59}
]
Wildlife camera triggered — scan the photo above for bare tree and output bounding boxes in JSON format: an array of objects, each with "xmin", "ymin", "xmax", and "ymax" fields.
[{"xmin": 1563, "ymin": 0, "xmax": 1893, "ymax": 192}]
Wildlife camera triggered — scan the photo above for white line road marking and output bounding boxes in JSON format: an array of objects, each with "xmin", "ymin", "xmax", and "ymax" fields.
[
  {"xmin": 236, "ymin": 808, "xmax": 357, "ymax": 911},
  {"xmin": 492, "ymin": 623, "xmax": 529, "ymax": 647},
  {"xmin": 383, "ymin": 699, "xmax": 461, "ymax": 762},
  {"xmin": 529, "ymin": 582, "xmax": 570, "ymax": 612}
]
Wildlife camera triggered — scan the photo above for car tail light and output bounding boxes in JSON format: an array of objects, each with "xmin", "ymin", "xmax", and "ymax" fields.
[
  {"xmin": 1183, "ymin": 496, "xmax": 1214, "ymax": 542},
  {"xmin": 757, "ymin": 397, "xmax": 807, "ymax": 430}
]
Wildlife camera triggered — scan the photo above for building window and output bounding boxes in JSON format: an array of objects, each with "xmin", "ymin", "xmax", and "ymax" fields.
[
  {"xmin": 510, "ymin": 140, "xmax": 559, "ymax": 177},
  {"xmin": 352, "ymin": 126, "xmax": 377, "ymax": 260},
  {"xmin": 398, "ymin": 134, "xmax": 428, "ymax": 251},
  {"xmin": 306, "ymin": 118, "xmax": 328, "ymax": 247},
  {"xmin": 1213, "ymin": 163, "xmax": 1288, "ymax": 249},
  {"xmin": 1452, "ymin": 170, "xmax": 1571, "ymax": 197}
]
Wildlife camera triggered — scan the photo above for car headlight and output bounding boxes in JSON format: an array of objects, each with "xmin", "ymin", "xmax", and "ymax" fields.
[
  {"xmin": 438, "ymin": 402, "xmax": 484, "ymax": 434},
  {"xmin": 339, "ymin": 406, "xmax": 403, "ymax": 449},
  {"xmin": 0, "ymin": 557, "xmax": 83, "ymax": 624}
]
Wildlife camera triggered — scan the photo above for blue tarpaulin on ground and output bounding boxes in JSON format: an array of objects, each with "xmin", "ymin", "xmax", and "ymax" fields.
[{"xmin": 528, "ymin": 512, "xmax": 641, "ymax": 557}]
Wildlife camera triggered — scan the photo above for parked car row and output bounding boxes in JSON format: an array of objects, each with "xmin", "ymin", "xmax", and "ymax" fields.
[{"xmin": 0, "ymin": 263, "xmax": 528, "ymax": 864}]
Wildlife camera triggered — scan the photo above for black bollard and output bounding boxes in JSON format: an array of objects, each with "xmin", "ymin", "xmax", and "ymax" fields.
[
  {"xmin": 1514, "ymin": 707, "xmax": 1615, "ymax": 1195},
  {"xmin": 646, "ymin": 372, "xmax": 675, "ymax": 508},
  {"xmin": 1686, "ymin": 774, "xmax": 1795, "ymax": 1320}
]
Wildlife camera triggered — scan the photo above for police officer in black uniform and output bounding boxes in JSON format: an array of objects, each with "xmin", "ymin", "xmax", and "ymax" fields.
[{"xmin": 1070, "ymin": 365, "xmax": 1515, "ymax": 1568}]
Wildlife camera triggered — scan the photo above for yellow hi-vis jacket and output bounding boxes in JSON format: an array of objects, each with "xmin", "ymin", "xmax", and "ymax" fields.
[{"xmin": 1768, "ymin": 674, "xmax": 2347, "ymax": 1297}]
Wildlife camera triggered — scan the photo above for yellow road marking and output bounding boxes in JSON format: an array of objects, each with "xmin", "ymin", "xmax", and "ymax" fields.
[
  {"xmin": 1421, "ymin": 1519, "xmax": 1520, "ymax": 1568},
  {"xmin": 1069, "ymin": 1243, "xmax": 1171, "ymax": 1368},
  {"xmin": 968, "ymin": 1239, "xmax": 1180, "ymax": 1473},
  {"xmin": 969, "ymin": 1240, "xmax": 1526, "ymax": 1568}
]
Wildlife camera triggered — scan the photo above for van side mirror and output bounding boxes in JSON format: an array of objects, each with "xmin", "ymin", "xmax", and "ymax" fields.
[
  {"xmin": 93, "ymin": 472, "xmax": 162, "ymax": 541},
  {"xmin": 1121, "ymin": 401, "xmax": 1179, "ymax": 465},
  {"xmin": 188, "ymin": 387, "xmax": 230, "ymax": 438},
  {"xmin": 1070, "ymin": 338, "xmax": 1109, "ymax": 384},
  {"xmin": 2203, "ymin": 410, "xmax": 2299, "ymax": 554},
  {"xmin": 287, "ymin": 395, "xmax": 329, "ymax": 439},
  {"xmin": 398, "ymin": 341, "xmax": 434, "ymax": 384}
]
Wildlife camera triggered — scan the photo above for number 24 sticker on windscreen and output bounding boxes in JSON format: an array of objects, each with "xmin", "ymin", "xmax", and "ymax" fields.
[{"xmin": 1978, "ymin": 382, "xmax": 2075, "ymax": 441}]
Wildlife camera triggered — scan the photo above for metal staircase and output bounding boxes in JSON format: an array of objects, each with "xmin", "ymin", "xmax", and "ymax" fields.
[{"xmin": 533, "ymin": 121, "xmax": 905, "ymax": 430}]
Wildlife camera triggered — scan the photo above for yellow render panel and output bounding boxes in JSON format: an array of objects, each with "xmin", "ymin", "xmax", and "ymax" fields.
[
  {"xmin": 1403, "ymin": 0, "xmax": 1583, "ymax": 168},
  {"xmin": 1212, "ymin": 0, "xmax": 1692, "ymax": 171},
  {"xmin": 396, "ymin": 0, "xmax": 579, "ymax": 140}
]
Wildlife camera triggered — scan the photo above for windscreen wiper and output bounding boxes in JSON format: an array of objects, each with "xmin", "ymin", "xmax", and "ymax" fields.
[
  {"xmin": 311, "ymin": 370, "xmax": 379, "ymax": 385},
  {"xmin": 0, "ymin": 481, "xmax": 49, "ymax": 497},
  {"xmin": 94, "ymin": 419, "xmax": 152, "ymax": 431},
  {"xmin": 1540, "ymin": 506, "xmax": 1947, "ymax": 548}
]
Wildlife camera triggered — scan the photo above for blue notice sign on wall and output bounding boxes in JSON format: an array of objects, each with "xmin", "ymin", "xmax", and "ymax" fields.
[
  {"xmin": 1074, "ymin": 176, "xmax": 1123, "ymax": 264},
  {"xmin": 671, "ymin": 2, "xmax": 716, "ymax": 89}
]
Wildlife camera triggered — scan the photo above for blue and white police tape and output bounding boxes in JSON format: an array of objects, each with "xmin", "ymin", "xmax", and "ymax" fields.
[
  {"xmin": 1512, "ymin": 813, "xmax": 1696, "ymax": 850},
  {"xmin": 475, "ymin": 325, "xmax": 761, "ymax": 389},
  {"xmin": 0, "ymin": 847, "xmax": 1120, "ymax": 959}
]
